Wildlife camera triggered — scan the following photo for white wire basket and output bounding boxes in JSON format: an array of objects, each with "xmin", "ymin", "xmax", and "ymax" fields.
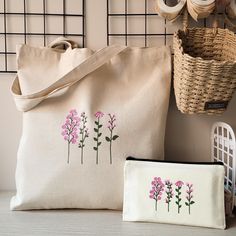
[{"xmin": 211, "ymin": 122, "xmax": 236, "ymax": 209}]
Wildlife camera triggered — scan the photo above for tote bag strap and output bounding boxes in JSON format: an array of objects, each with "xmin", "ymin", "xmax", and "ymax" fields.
[{"xmin": 11, "ymin": 45, "xmax": 127, "ymax": 112}]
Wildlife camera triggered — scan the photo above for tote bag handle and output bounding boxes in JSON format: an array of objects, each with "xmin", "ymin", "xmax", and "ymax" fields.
[{"xmin": 11, "ymin": 44, "xmax": 127, "ymax": 112}]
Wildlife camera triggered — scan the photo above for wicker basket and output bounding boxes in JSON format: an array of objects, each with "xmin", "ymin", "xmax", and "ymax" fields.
[{"xmin": 173, "ymin": 14, "xmax": 236, "ymax": 114}]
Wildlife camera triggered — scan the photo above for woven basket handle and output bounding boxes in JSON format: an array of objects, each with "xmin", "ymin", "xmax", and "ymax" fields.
[
  {"xmin": 183, "ymin": 8, "xmax": 218, "ymax": 34},
  {"xmin": 183, "ymin": 8, "xmax": 188, "ymax": 33},
  {"xmin": 212, "ymin": 6, "xmax": 219, "ymax": 35},
  {"xmin": 224, "ymin": 10, "xmax": 236, "ymax": 30}
]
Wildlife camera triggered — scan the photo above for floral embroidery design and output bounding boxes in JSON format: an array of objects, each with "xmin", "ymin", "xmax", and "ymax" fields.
[
  {"xmin": 185, "ymin": 183, "xmax": 195, "ymax": 214},
  {"xmin": 149, "ymin": 177, "xmax": 164, "ymax": 211},
  {"xmin": 149, "ymin": 178, "xmax": 196, "ymax": 214},
  {"xmin": 165, "ymin": 180, "xmax": 174, "ymax": 212},
  {"xmin": 93, "ymin": 111, "xmax": 104, "ymax": 164},
  {"xmin": 61, "ymin": 109, "xmax": 80, "ymax": 164},
  {"xmin": 175, "ymin": 180, "xmax": 184, "ymax": 214},
  {"xmin": 78, "ymin": 112, "xmax": 89, "ymax": 164},
  {"xmin": 105, "ymin": 114, "xmax": 119, "ymax": 164}
]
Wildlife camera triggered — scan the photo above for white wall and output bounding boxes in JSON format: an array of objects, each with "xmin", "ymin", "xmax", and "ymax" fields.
[{"xmin": 0, "ymin": 0, "xmax": 236, "ymax": 190}]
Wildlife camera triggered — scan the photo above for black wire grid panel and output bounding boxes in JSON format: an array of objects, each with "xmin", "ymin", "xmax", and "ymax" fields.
[
  {"xmin": 106, "ymin": 0, "xmax": 228, "ymax": 47},
  {"xmin": 0, "ymin": 0, "xmax": 85, "ymax": 73},
  {"xmin": 107, "ymin": 0, "xmax": 168, "ymax": 47}
]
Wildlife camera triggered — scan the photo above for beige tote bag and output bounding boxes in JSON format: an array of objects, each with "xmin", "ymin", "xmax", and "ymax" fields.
[{"xmin": 10, "ymin": 38, "xmax": 171, "ymax": 210}]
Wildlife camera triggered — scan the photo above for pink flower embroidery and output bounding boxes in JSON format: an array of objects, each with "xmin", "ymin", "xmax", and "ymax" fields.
[
  {"xmin": 175, "ymin": 181, "xmax": 184, "ymax": 187},
  {"xmin": 105, "ymin": 114, "xmax": 119, "ymax": 164},
  {"xmin": 93, "ymin": 111, "xmax": 104, "ymax": 164},
  {"xmin": 61, "ymin": 109, "xmax": 80, "ymax": 163},
  {"xmin": 185, "ymin": 182, "xmax": 195, "ymax": 214},
  {"xmin": 95, "ymin": 111, "xmax": 104, "ymax": 119},
  {"xmin": 149, "ymin": 177, "xmax": 164, "ymax": 211},
  {"xmin": 165, "ymin": 180, "xmax": 174, "ymax": 212},
  {"xmin": 175, "ymin": 180, "xmax": 184, "ymax": 213},
  {"xmin": 78, "ymin": 112, "xmax": 89, "ymax": 164}
]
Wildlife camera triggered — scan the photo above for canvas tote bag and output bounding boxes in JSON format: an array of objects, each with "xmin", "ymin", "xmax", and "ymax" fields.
[{"xmin": 10, "ymin": 38, "xmax": 171, "ymax": 210}]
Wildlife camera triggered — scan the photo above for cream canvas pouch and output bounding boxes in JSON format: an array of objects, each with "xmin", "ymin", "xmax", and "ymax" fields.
[{"xmin": 123, "ymin": 157, "xmax": 226, "ymax": 229}]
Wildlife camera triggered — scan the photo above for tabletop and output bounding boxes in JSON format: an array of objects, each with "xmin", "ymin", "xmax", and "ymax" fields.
[{"xmin": 0, "ymin": 192, "xmax": 236, "ymax": 236}]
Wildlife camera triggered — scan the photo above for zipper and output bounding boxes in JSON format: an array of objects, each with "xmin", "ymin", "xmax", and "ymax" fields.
[{"xmin": 126, "ymin": 156, "xmax": 224, "ymax": 165}]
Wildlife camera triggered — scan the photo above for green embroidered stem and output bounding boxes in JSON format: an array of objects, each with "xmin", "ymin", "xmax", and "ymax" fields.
[
  {"xmin": 96, "ymin": 117, "xmax": 100, "ymax": 164},
  {"xmin": 164, "ymin": 180, "xmax": 174, "ymax": 213},
  {"xmin": 67, "ymin": 141, "xmax": 70, "ymax": 164},
  {"xmin": 185, "ymin": 183, "xmax": 195, "ymax": 215},
  {"xmin": 78, "ymin": 113, "xmax": 88, "ymax": 164},
  {"xmin": 81, "ymin": 130, "xmax": 84, "ymax": 164},
  {"xmin": 66, "ymin": 117, "xmax": 73, "ymax": 164},
  {"xmin": 174, "ymin": 181, "xmax": 184, "ymax": 214},
  {"xmin": 93, "ymin": 112, "xmax": 103, "ymax": 165},
  {"xmin": 175, "ymin": 187, "xmax": 182, "ymax": 214},
  {"xmin": 109, "ymin": 129, "xmax": 113, "ymax": 164},
  {"xmin": 105, "ymin": 114, "xmax": 118, "ymax": 165}
]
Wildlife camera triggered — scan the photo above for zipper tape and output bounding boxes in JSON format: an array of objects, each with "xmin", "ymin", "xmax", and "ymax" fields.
[{"xmin": 126, "ymin": 156, "xmax": 223, "ymax": 165}]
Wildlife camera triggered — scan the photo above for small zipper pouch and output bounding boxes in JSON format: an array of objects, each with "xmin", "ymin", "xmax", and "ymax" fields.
[{"xmin": 123, "ymin": 157, "xmax": 226, "ymax": 229}]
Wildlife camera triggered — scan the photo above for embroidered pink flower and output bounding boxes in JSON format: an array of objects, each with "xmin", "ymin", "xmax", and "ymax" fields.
[
  {"xmin": 165, "ymin": 179, "xmax": 174, "ymax": 212},
  {"xmin": 95, "ymin": 111, "xmax": 104, "ymax": 118},
  {"xmin": 70, "ymin": 109, "xmax": 77, "ymax": 115},
  {"xmin": 186, "ymin": 195, "xmax": 194, "ymax": 201},
  {"xmin": 154, "ymin": 177, "xmax": 161, "ymax": 182},
  {"xmin": 175, "ymin": 181, "xmax": 184, "ymax": 187},
  {"xmin": 175, "ymin": 180, "xmax": 184, "ymax": 214},
  {"xmin": 105, "ymin": 114, "xmax": 119, "ymax": 164},
  {"xmin": 149, "ymin": 177, "xmax": 164, "ymax": 212},
  {"xmin": 185, "ymin": 182, "xmax": 195, "ymax": 214},
  {"xmin": 61, "ymin": 109, "xmax": 80, "ymax": 163},
  {"xmin": 186, "ymin": 189, "xmax": 193, "ymax": 194},
  {"xmin": 93, "ymin": 111, "xmax": 104, "ymax": 164},
  {"xmin": 186, "ymin": 183, "xmax": 193, "ymax": 188},
  {"xmin": 78, "ymin": 112, "xmax": 89, "ymax": 164}
]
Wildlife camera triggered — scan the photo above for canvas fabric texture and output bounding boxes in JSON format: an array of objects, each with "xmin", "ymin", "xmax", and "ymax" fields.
[
  {"xmin": 10, "ymin": 38, "xmax": 171, "ymax": 210},
  {"xmin": 123, "ymin": 158, "xmax": 226, "ymax": 229}
]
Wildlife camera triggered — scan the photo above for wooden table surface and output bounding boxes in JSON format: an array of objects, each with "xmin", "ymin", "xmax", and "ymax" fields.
[{"xmin": 0, "ymin": 192, "xmax": 236, "ymax": 236}]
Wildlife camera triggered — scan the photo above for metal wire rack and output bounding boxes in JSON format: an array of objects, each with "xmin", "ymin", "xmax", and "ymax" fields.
[
  {"xmin": 106, "ymin": 0, "xmax": 229, "ymax": 47},
  {"xmin": 107, "ymin": 0, "xmax": 166, "ymax": 47},
  {"xmin": 0, "ymin": 0, "xmax": 85, "ymax": 73}
]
